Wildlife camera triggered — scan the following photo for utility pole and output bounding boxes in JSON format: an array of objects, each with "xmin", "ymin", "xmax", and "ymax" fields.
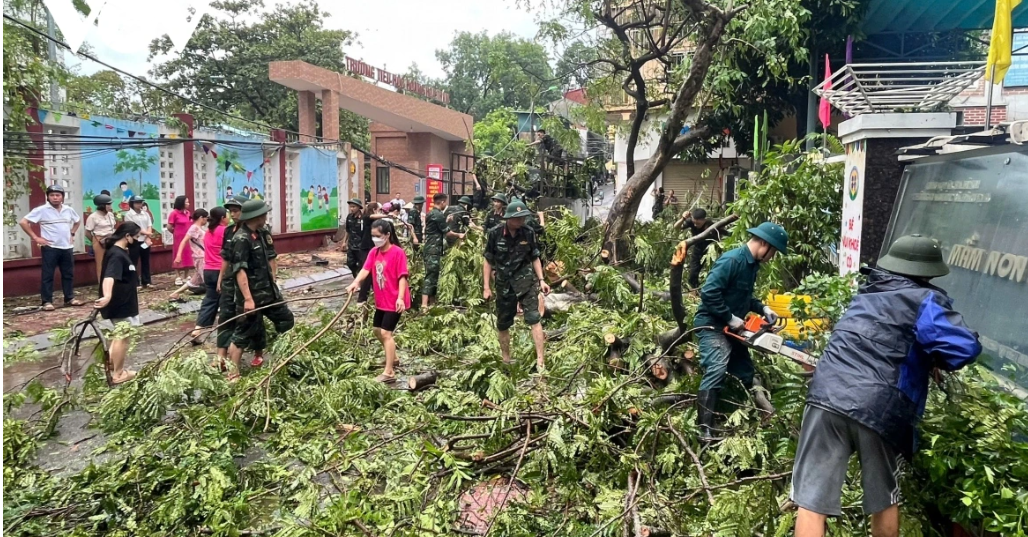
[{"xmin": 46, "ymin": 6, "xmax": 61, "ymax": 107}]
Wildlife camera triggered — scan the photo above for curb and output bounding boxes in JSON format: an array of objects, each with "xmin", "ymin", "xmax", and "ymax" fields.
[{"xmin": 5, "ymin": 267, "xmax": 353, "ymax": 354}]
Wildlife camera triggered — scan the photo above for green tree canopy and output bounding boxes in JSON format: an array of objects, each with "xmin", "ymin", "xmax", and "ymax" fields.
[
  {"xmin": 148, "ymin": 0, "xmax": 368, "ymax": 147},
  {"xmin": 435, "ymin": 31, "xmax": 558, "ymax": 120}
]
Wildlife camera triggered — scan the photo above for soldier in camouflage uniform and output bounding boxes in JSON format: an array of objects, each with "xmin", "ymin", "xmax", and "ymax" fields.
[
  {"xmin": 216, "ymin": 195, "xmax": 253, "ymax": 367},
  {"xmin": 343, "ymin": 199, "xmax": 365, "ymax": 279},
  {"xmin": 483, "ymin": 200, "xmax": 551, "ymax": 370},
  {"xmin": 408, "ymin": 195, "xmax": 425, "ymax": 251},
  {"xmin": 446, "ymin": 195, "xmax": 478, "ymax": 245},
  {"xmin": 226, "ymin": 200, "xmax": 294, "ymax": 380},
  {"xmin": 421, "ymin": 192, "xmax": 464, "ymax": 308},
  {"xmin": 483, "ymin": 193, "xmax": 507, "ymax": 232}
]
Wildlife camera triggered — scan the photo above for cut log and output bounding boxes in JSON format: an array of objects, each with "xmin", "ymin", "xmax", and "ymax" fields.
[
  {"xmin": 604, "ymin": 334, "xmax": 631, "ymax": 372},
  {"xmin": 543, "ymin": 292, "xmax": 595, "ymax": 314},
  {"xmin": 408, "ymin": 371, "xmax": 438, "ymax": 391},
  {"xmin": 657, "ymin": 327, "xmax": 687, "ymax": 354},
  {"xmin": 647, "ymin": 355, "xmax": 672, "ymax": 381}
]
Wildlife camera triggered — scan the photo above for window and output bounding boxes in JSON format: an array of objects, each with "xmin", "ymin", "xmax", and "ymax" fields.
[{"xmin": 376, "ymin": 167, "xmax": 390, "ymax": 194}]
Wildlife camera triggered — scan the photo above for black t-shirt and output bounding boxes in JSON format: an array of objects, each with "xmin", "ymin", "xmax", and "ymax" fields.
[
  {"xmin": 682, "ymin": 219, "xmax": 719, "ymax": 258},
  {"xmin": 99, "ymin": 245, "xmax": 139, "ymax": 319},
  {"xmin": 359, "ymin": 216, "xmax": 375, "ymax": 251}
]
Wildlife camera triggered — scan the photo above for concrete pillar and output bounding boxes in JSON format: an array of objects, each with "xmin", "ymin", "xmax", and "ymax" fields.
[
  {"xmin": 298, "ymin": 91, "xmax": 317, "ymax": 142},
  {"xmin": 321, "ymin": 89, "xmax": 340, "ymax": 141}
]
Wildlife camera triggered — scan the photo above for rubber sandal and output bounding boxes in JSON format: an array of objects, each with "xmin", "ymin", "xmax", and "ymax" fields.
[
  {"xmin": 111, "ymin": 370, "xmax": 137, "ymax": 385},
  {"xmin": 42, "ymin": 303, "xmax": 55, "ymax": 311},
  {"xmin": 227, "ymin": 373, "xmax": 241, "ymax": 383},
  {"xmin": 67, "ymin": 299, "xmax": 85, "ymax": 307},
  {"xmin": 250, "ymin": 355, "xmax": 264, "ymax": 368},
  {"xmin": 374, "ymin": 374, "xmax": 396, "ymax": 384}
]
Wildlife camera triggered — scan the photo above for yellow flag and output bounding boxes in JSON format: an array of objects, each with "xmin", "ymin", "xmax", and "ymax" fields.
[{"xmin": 986, "ymin": 0, "xmax": 1023, "ymax": 82}]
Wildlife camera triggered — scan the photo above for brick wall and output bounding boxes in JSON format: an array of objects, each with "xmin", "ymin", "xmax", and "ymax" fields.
[{"xmin": 962, "ymin": 106, "xmax": 1008, "ymax": 126}]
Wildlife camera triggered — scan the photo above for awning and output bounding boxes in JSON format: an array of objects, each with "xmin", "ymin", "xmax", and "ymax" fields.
[{"xmin": 862, "ymin": 0, "xmax": 1028, "ymax": 34}]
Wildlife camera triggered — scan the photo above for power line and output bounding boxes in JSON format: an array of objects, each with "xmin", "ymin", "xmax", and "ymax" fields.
[{"xmin": 2, "ymin": 14, "xmax": 463, "ymax": 182}]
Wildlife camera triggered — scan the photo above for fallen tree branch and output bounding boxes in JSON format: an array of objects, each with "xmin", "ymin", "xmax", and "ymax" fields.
[
  {"xmin": 666, "ymin": 417, "xmax": 714, "ymax": 506},
  {"xmin": 679, "ymin": 471, "xmax": 794, "ymax": 504},
  {"xmin": 482, "ymin": 419, "xmax": 532, "ymax": 536}
]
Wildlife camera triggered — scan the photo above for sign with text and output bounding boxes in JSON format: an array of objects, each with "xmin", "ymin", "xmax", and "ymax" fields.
[
  {"xmin": 426, "ymin": 164, "xmax": 443, "ymax": 197},
  {"xmin": 839, "ymin": 139, "xmax": 866, "ymax": 275},
  {"xmin": 345, "ymin": 57, "xmax": 450, "ymax": 104},
  {"xmin": 884, "ymin": 148, "xmax": 1028, "ymax": 389}
]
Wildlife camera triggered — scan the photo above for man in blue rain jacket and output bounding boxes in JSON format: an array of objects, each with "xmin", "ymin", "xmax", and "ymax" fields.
[{"xmin": 791, "ymin": 234, "xmax": 981, "ymax": 537}]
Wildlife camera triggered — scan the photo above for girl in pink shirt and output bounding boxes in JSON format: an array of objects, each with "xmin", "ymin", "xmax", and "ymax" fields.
[{"xmin": 346, "ymin": 219, "xmax": 410, "ymax": 383}]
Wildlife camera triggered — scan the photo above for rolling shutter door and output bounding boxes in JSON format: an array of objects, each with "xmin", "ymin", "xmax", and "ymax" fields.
[{"xmin": 661, "ymin": 162, "xmax": 720, "ymax": 211}]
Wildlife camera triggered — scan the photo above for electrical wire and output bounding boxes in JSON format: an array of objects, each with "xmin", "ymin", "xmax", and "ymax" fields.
[{"xmin": 2, "ymin": 14, "xmax": 472, "ymax": 183}]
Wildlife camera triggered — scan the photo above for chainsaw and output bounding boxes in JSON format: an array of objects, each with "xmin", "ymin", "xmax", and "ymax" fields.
[{"xmin": 723, "ymin": 315, "xmax": 817, "ymax": 372}]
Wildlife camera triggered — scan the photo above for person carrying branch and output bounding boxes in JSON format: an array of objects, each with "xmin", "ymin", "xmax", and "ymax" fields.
[
  {"xmin": 346, "ymin": 219, "xmax": 411, "ymax": 384},
  {"xmin": 694, "ymin": 221, "xmax": 789, "ymax": 442},
  {"xmin": 421, "ymin": 193, "xmax": 464, "ymax": 308},
  {"xmin": 674, "ymin": 207, "xmax": 720, "ymax": 290},
  {"xmin": 226, "ymin": 201, "xmax": 294, "ymax": 381},
  {"xmin": 483, "ymin": 200, "xmax": 551, "ymax": 371},
  {"xmin": 791, "ymin": 235, "xmax": 981, "ymax": 537}
]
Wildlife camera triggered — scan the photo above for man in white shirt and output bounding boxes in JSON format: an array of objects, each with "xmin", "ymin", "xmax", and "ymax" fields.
[
  {"xmin": 123, "ymin": 195, "xmax": 155, "ymax": 287},
  {"xmin": 391, "ymin": 193, "xmax": 405, "ymax": 210},
  {"xmin": 19, "ymin": 184, "xmax": 84, "ymax": 310}
]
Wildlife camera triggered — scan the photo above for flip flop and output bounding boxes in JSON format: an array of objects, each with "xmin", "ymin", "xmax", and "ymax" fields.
[
  {"xmin": 42, "ymin": 303, "xmax": 55, "ymax": 311},
  {"xmin": 374, "ymin": 374, "xmax": 397, "ymax": 384},
  {"xmin": 111, "ymin": 370, "xmax": 137, "ymax": 385},
  {"xmin": 67, "ymin": 299, "xmax": 85, "ymax": 306},
  {"xmin": 227, "ymin": 373, "xmax": 241, "ymax": 383}
]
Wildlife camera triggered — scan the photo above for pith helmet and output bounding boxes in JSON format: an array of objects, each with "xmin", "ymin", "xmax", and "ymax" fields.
[
  {"xmin": 877, "ymin": 234, "xmax": 950, "ymax": 278},
  {"xmin": 504, "ymin": 200, "xmax": 532, "ymax": 219},
  {"xmin": 224, "ymin": 195, "xmax": 246, "ymax": 209},
  {"xmin": 412, "ymin": 195, "xmax": 425, "ymax": 204},
  {"xmin": 93, "ymin": 194, "xmax": 113, "ymax": 207},
  {"xmin": 240, "ymin": 200, "xmax": 271, "ymax": 221},
  {"xmin": 457, "ymin": 195, "xmax": 472, "ymax": 207},
  {"xmin": 347, "ymin": 198, "xmax": 363, "ymax": 208},
  {"xmin": 491, "ymin": 193, "xmax": 508, "ymax": 204},
  {"xmin": 748, "ymin": 221, "xmax": 789, "ymax": 254}
]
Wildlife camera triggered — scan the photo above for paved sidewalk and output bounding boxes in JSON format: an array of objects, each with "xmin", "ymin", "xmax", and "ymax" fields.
[{"xmin": 4, "ymin": 267, "xmax": 353, "ymax": 354}]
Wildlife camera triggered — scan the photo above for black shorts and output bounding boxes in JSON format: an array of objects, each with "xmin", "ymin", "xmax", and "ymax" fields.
[{"xmin": 373, "ymin": 309, "xmax": 402, "ymax": 331}]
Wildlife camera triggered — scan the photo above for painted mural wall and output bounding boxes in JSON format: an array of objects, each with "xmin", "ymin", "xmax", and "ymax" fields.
[
  {"xmin": 79, "ymin": 116, "xmax": 161, "ymax": 248},
  {"xmin": 299, "ymin": 148, "xmax": 339, "ymax": 231},
  {"xmin": 205, "ymin": 137, "xmax": 270, "ymax": 205}
]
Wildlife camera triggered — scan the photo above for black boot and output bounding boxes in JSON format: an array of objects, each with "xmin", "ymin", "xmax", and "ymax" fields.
[{"xmin": 697, "ymin": 389, "xmax": 719, "ymax": 442}]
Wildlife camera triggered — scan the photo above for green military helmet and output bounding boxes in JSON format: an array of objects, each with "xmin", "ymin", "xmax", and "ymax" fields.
[
  {"xmin": 503, "ymin": 200, "xmax": 532, "ymax": 219},
  {"xmin": 748, "ymin": 221, "xmax": 789, "ymax": 254},
  {"xmin": 491, "ymin": 193, "xmax": 508, "ymax": 204},
  {"xmin": 224, "ymin": 195, "xmax": 246, "ymax": 209},
  {"xmin": 877, "ymin": 234, "xmax": 950, "ymax": 278},
  {"xmin": 93, "ymin": 194, "xmax": 113, "ymax": 207},
  {"xmin": 240, "ymin": 200, "xmax": 271, "ymax": 221},
  {"xmin": 412, "ymin": 195, "xmax": 425, "ymax": 204},
  {"xmin": 347, "ymin": 198, "xmax": 364, "ymax": 208},
  {"xmin": 457, "ymin": 195, "xmax": 472, "ymax": 207}
]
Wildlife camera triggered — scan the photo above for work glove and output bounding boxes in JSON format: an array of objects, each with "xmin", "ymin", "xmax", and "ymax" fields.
[
  {"xmin": 728, "ymin": 315, "xmax": 745, "ymax": 331},
  {"xmin": 762, "ymin": 306, "xmax": 779, "ymax": 324}
]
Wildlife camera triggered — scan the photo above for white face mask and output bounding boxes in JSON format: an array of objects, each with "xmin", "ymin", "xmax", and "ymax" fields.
[{"xmin": 372, "ymin": 236, "xmax": 387, "ymax": 248}]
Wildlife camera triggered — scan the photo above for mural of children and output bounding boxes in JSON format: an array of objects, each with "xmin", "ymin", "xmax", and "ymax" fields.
[
  {"xmin": 119, "ymin": 182, "xmax": 133, "ymax": 210},
  {"xmin": 241, "ymin": 186, "xmax": 250, "ymax": 199},
  {"xmin": 307, "ymin": 186, "xmax": 315, "ymax": 212},
  {"xmin": 225, "ymin": 186, "xmax": 234, "ymax": 203},
  {"xmin": 323, "ymin": 186, "xmax": 331, "ymax": 211},
  {"xmin": 317, "ymin": 186, "xmax": 324, "ymax": 210}
]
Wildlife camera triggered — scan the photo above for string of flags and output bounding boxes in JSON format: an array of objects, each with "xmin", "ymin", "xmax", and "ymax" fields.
[
  {"xmin": 195, "ymin": 142, "xmax": 279, "ymax": 182},
  {"xmin": 33, "ymin": 107, "xmax": 182, "ymax": 139}
]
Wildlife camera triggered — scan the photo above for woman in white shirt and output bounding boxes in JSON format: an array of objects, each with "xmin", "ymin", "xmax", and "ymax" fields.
[{"xmin": 124, "ymin": 195, "xmax": 155, "ymax": 287}]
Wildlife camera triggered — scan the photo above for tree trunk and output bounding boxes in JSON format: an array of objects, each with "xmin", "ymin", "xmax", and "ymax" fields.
[{"xmin": 408, "ymin": 371, "xmax": 438, "ymax": 391}]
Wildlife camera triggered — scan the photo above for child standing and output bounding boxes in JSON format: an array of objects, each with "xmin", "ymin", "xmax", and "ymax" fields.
[
  {"xmin": 346, "ymin": 219, "xmax": 410, "ymax": 384},
  {"xmin": 171, "ymin": 209, "xmax": 208, "ymax": 300}
]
